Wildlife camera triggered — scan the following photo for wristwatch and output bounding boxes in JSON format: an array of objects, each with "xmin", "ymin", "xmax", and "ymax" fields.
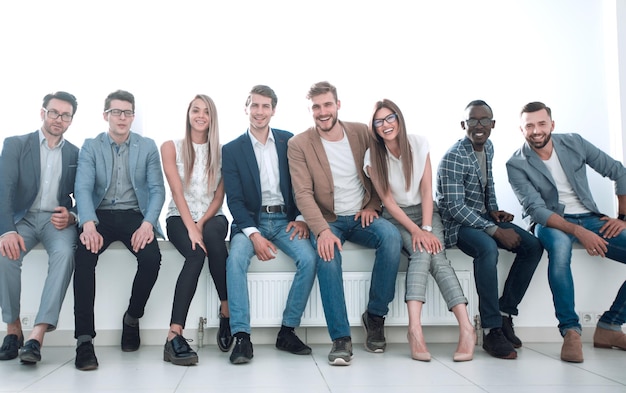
[
  {"xmin": 421, "ymin": 225, "xmax": 433, "ymax": 232},
  {"xmin": 618, "ymin": 214, "xmax": 626, "ymax": 221}
]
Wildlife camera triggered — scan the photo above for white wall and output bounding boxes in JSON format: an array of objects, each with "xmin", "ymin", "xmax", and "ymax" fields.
[{"xmin": 1, "ymin": 0, "xmax": 626, "ymax": 337}]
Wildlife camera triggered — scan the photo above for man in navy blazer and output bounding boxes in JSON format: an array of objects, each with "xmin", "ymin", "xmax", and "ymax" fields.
[
  {"xmin": 507, "ymin": 101, "xmax": 626, "ymax": 363},
  {"xmin": 73, "ymin": 90, "xmax": 165, "ymax": 371},
  {"xmin": 222, "ymin": 85, "xmax": 316, "ymax": 364},
  {"xmin": 0, "ymin": 92, "xmax": 79, "ymax": 364}
]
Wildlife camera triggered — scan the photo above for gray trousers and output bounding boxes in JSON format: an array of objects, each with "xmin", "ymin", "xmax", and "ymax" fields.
[
  {"xmin": 383, "ymin": 205, "xmax": 467, "ymax": 309},
  {"xmin": 0, "ymin": 211, "xmax": 76, "ymax": 330}
]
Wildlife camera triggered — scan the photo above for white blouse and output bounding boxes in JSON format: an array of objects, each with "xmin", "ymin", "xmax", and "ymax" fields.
[
  {"xmin": 364, "ymin": 134, "xmax": 429, "ymax": 207},
  {"xmin": 166, "ymin": 139, "xmax": 223, "ymax": 220}
]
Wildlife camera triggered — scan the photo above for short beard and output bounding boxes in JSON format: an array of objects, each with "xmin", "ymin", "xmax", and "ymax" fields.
[
  {"xmin": 530, "ymin": 133, "xmax": 551, "ymax": 149},
  {"xmin": 316, "ymin": 116, "xmax": 338, "ymax": 133}
]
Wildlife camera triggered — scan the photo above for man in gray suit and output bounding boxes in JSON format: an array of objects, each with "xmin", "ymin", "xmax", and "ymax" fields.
[
  {"xmin": 73, "ymin": 90, "xmax": 165, "ymax": 371},
  {"xmin": 507, "ymin": 101, "xmax": 626, "ymax": 363},
  {"xmin": 0, "ymin": 92, "xmax": 79, "ymax": 364}
]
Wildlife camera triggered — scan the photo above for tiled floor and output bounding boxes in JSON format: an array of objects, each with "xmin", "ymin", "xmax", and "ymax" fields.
[{"xmin": 1, "ymin": 342, "xmax": 624, "ymax": 392}]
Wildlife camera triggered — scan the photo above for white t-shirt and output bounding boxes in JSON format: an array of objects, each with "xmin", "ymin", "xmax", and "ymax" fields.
[
  {"xmin": 542, "ymin": 150, "xmax": 590, "ymax": 214},
  {"xmin": 363, "ymin": 134, "xmax": 429, "ymax": 207},
  {"xmin": 322, "ymin": 132, "xmax": 364, "ymax": 216}
]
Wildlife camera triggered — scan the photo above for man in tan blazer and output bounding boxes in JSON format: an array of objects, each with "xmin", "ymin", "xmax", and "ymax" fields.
[{"xmin": 288, "ymin": 81, "xmax": 401, "ymax": 366}]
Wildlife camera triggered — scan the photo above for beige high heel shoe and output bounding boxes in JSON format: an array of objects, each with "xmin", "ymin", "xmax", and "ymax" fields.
[
  {"xmin": 453, "ymin": 330, "xmax": 476, "ymax": 362},
  {"xmin": 407, "ymin": 331, "xmax": 431, "ymax": 362}
]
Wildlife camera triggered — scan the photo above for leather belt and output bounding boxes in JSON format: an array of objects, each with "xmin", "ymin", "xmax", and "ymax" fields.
[{"xmin": 262, "ymin": 205, "xmax": 285, "ymax": 213}]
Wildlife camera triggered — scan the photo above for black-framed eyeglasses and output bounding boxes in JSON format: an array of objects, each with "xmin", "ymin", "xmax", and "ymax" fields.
[
  {"xmin": 465, "ymin": 118, "xmax": 493, "ymax": 127},
  {"xmin": 373, "ymin": 113, "xmax": 398, "ymax": 128},
  {"xmin": 43, "ymin": 108, "xmax": 73, "ymax": 122},
  {"xmin": 106, "ymin": 109, "xmax": 135, "ymax": 117}
]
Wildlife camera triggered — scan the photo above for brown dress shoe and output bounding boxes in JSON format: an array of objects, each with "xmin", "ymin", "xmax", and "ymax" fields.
[
  {"xmin": 561, "ymin": 330, "xmax": 584, "ymax": 363},
  {"xmin": 593, "ymin": 326, "xmax": 626, "ymax": 350}
]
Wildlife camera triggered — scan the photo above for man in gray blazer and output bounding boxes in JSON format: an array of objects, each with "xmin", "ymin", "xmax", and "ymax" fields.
[
  {"xmin": 0, "ymin": 92, "xmax": 79, "ymax": 364},
  {"xmin": 507, "ymin": 101, "xmax": 626, "ymax": 363},
  {"xmin": 73, "ymin": 90, "xmax": 165, "ymax": 371}
]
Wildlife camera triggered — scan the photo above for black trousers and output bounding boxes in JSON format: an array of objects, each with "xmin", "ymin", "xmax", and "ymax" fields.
[
  {"xmin": 74, "ymin": 210, "xmax": 161, "ymax": 339},
  {"xmin": 166, "ymin": 215, "xmax": 228, "ymax": 327}
]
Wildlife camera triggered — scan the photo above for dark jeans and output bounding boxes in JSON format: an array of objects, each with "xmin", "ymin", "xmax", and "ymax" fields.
[
  {"xmin": 166, "ymin": 215, "xmax": 228, "ymax": 327},
  {"xmin": 74, "ymin": 210, "xmax": 161, "ymax": 339},
  {"xmin": 456, "ymin": 217, "xmax": 543, "ymax": 329}
]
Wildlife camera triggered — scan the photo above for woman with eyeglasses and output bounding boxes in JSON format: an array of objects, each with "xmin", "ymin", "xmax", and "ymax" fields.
[
  {"xmin": 160, "ymin": 94, "xmax": 232, "ymax": 366},
  {"xmin": 364, "ymin": 99, "xmax": 475, "ymax": 362}
]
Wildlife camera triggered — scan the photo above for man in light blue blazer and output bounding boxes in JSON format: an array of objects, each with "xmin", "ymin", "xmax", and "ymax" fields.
[
  {"xmin": 73, "ymin": 90, "xmax": 165, "ymax": 371},
  {"xmin": 0, "ymin": 92, "xmax": 79, "ymax": 364},
  {"xmin": 222, "ymin": 85, "xmax": 316, "ymax": 365},
  {"xmin": 507, "ymin": 101, "xmax": 626, "ymax": 363}
]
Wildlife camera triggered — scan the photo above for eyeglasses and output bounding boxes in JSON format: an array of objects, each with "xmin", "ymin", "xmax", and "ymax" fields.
[
  {"xmin": 106, "ymin": 109, "xmax": 135, "ymax": 117},
  {"xmin": 43, "ymin": 108, "xmax": 73, "ymax": 122},
  {"xmin": 373, "ymin": 113, "xmax": 398, "ymax": 128},
  {"xmin": 465, "ymin": 118, "xmax": 493, "ymax": 127}
]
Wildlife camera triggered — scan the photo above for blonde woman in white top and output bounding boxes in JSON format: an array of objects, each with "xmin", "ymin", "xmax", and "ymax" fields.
[
  {"xmin": 161, "ymin": 94, "xmax": 230, "ymax": 365},
  {"xmin": 364, "ymin": 99, "xmax": 475, "ymax": 362}
]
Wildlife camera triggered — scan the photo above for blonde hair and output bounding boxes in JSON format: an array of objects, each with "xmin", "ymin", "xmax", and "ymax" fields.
[{"xmin": 181, "ymin": 94, "xmax": 220, "ymax": 192}]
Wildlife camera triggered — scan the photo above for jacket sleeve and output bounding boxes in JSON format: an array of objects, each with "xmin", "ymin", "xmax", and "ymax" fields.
[
  {"xmin": 222, "ymin": 143, "xmax": 257, "ymax": 232},
  {"xmin": 142, "ymin": 139, "xmax": 166, "ymax": 228},
  {"xmin": 75, "ymin": 139, "xmax": 99, "ymax": 226},
  {"xmin": 287, "ymin": 136, "xmax": 330, "ymax": 237}
]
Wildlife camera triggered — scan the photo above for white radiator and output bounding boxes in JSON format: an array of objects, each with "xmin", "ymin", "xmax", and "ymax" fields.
[{"xmin": 206, "ymin": 271, "xmax": 475, "ymax": 327}]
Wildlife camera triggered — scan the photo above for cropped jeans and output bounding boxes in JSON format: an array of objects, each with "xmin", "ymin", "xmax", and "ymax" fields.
[
  {"xmin": 535, "ymin": 213, "xmax": 626, "ymax": 336},
  {"xmin": 226, "ymin": 212, "xmax": 317, "ymax": 335},
  {"xmin": 456, "ymin": 215, "xmax": 543, "ymax": 329},
  {"xmin": 311, "ymin": 215, "xmax": 401, "ymax": 341}
]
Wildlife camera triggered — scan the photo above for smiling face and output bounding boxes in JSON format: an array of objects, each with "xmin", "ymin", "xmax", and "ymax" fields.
[
  {"xmin": 188, "ymin": 98, "xmax": 210, "ymax": 135},
  {"xmin": 246, "ymin": 93, "xmax": 275, "ymax": 132},
  {"xmin": 309, "ymin": 91, "xmax": 341, "ymax": 134},
  {"xmin": 373, "ymin": 107, "xmax": 399, "ymax": 144},
  {"xmin": 462, "ymin": 104, "xmax": 495, "ymax": 151},
  {"xmin": 520, "ymin": 108, "xmax": 554, "ymax": 151}
]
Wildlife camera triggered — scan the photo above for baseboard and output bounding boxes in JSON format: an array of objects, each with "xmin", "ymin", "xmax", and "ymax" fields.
[{"xmin": 1, "ymin": 326, "xmax": 591, "ymax": 347}]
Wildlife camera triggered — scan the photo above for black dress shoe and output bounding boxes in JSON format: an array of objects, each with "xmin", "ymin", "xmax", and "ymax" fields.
[
  {"xmin": 19, "ymin": 339, "xmax": 41, "ymax": 364},
  {"xmin": 121, "ymin": 312, "xmax": 140, "ymax": 352},
  {"xmin": 75, "ymin": 341, "xmax": 99, "ymax": 371},
  {"xmin": 0, "ymin": 334, "xmax": 23, "ymax": 360},
  {"xmin": 217, "ymin": 307, "xmax": 233, "ymax": 352},
  {"xmin": 229, "ymin": 333, "xmax": 253, "ymax": 364},
  {"xmin": 276, "ymin": 327, "xmax": 312, "ymax": 355},
  {"xmin": 164, "ymin": 334, "xmax": 198, "ymax": 366}
]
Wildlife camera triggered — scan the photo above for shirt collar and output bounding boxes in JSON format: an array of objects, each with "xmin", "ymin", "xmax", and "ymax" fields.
[
  {"xmin": 38, "ymin": 129, "xmax": 65, "ymax": 149},
  {"xmin": 107, "ymin": 132, "xmax": 131, "ymax": 147},
  {"xmin": 247, "ymin": 128, "xmax": 274, "ymax": 146}
]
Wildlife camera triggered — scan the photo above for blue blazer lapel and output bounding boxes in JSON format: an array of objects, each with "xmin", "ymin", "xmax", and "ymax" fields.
[
  {"xmin": 28, "ymin": 132, "xmax": 41, "ymax": 189},
  {"xmin": 128, "ymin": 133, "xmax": 139, "ymax": 188},
  {"xmin": 239, "ymin": 134, "xmax": 262, "ymax": 198},
  {"xmin": 99, "ymin": 133, "xmax": 114, "ymax": 189},
  {"xmin": 273, "ymin": 130, "xmax": 291, "ymax": 203}
]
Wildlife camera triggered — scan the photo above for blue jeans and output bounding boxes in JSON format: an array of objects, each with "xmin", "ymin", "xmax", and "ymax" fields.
[
  {"xmin": 536, "ymin": 213, "xmax": 626, "ymax": 336},
  {"xmin": 226, "ymin": 212, "xmax": 317, "ymax": 335},
  {"xmin": 456, "ymin": 217, "xmax": 543, "ymax": 329},
  {"xmin": 311, "ymin": 215, "xmax": 401, "ymax": 341}
]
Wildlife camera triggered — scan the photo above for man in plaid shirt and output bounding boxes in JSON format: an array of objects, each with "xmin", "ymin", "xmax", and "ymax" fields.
[{"xmin": 436, "ymin": 100, "xmax": 543, "ymax": 360}]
